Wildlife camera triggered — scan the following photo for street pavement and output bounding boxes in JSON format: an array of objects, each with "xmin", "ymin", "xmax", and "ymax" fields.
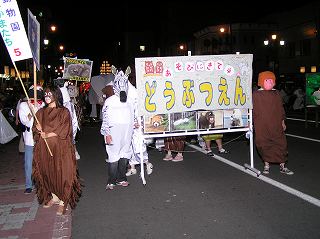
[
  {"xmin": 71, "ymin": 112, "xmax": 320, "ymax": 239},
  {"xmin": 1, "ymin": 110, "xmax": 320, "ymax": 239},
  {"xmin": 0, "ymin": 138, "xmax": 72, "ymax": 239}
]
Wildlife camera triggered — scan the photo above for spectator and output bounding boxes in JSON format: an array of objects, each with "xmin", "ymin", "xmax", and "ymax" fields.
[{"xmin": 18, "ymin": 85, "xmax": 44, "ymax": 194}]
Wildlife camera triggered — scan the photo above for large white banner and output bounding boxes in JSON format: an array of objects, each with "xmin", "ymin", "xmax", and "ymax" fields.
[
  {"xmin": 0, "ymin": 0, "xmax": 32, "ymax": 62},
  {"xmin": 135, "ymin": 54, "xmax": 253, "ymax": 117}
]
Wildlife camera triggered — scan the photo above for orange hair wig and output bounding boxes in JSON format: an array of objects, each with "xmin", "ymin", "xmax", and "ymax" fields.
[{"xmin": 258, "ymin": 71, "xmax": 276, "ymax": 87}]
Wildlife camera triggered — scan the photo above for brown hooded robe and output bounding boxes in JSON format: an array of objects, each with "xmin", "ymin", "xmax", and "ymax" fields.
[
  {"xmin": 252, "ymin": 89, "xmax": 288, "ymax": 163},
  {"xmin": 32, "ymin": 107, "xmax": 81, "ymax": 209}
]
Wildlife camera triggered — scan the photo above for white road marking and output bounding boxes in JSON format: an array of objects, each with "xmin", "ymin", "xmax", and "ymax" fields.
[
  {"xmin": 286, "ymin": 133, "xmax": 320, "ymax": 143},
  {"xmin": 187, "ymin": 143, "xmax": 320, "ymax": 208}
]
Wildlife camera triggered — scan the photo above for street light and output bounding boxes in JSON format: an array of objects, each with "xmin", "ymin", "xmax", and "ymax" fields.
[
  {"xmin": 264, "ymin": 34, "xmax": 285, "ymax": 76},
  {"xmin": 43, "ymin": 38, "xmax": 49, "ymax": 46},
  {"xmin": 50, "ymin": 25, "xmax": 57, "ymax": 32},
  {"xmin": 178, "ymin": 44, "xmax": 187, "ymax": 55}
]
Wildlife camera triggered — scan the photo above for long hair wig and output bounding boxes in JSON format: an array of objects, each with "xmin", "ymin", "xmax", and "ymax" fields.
[{"xmin": 44, "ymin": 85, "xmax": 64, "ymax": 107}]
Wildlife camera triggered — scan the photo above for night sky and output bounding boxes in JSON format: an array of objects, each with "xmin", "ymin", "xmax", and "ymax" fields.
[{"xmin": 1, "ymin": 0, "xmax": 317, "ymax": 68}]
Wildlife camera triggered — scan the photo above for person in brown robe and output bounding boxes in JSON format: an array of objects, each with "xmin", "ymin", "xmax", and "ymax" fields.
[
  {"xmin": 163, "ymin": 136, "xmax": 186, "ymax": 162},
  {"xmin": 32, "ymin": 85, "xmax": 82, "ymax": 215},
  {"xmin": 252, "ymin": 71, "xmax": 293, "ymax": 175}
]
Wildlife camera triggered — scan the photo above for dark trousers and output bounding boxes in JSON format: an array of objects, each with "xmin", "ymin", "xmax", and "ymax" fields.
[{"xmin": 107, "ymin": 158, "xmax": 128, "ymax": 184}]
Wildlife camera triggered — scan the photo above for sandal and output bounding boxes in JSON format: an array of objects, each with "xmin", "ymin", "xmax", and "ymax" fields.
[
  {"xmin": 56, "ymin": 205, "xmax": 65, "ymax": 215},
  {"xmin": 218, "ymin": 148, "xmax": 229, "ymax": 154},
  {"xmin": 263, "ymin": 166, "xmax": 270, "ymax": 174},
  {"xmin": 43, "ymin": 199, "xmax": 59, "ymax": 208},
  {"xmin": 206, "ymin": 150, "xmax": 214, "ymax": 156}
]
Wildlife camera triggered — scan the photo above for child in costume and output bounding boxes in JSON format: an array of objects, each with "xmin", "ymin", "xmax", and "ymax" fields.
[
  {"xmin": 252, "ymin": 71, "xmax": 293, "ymax": 175},
  {"xmin": 126, "ymin": 81, "xmax": 153, "ymax": 176}
]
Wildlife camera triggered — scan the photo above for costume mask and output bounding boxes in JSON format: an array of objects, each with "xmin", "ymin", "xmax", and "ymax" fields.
[
  {"xmin": 263, "ymin": 78, "xmax": 275, "ymax": 90},
  {"xmin": 44, "ymin": 91, "xmax": 54, "ymax": 104},
  {"xmin": 258, "ymin": 71, "xmax": 276, "ymax": 90},
  {"xmin": 112, "ymin": 65, "xmax": 131, "ymax": 103},
  {"xmin": 30, "ymin": 99, "xmax": 43, "ymax": 105},
  {"xmin": 28, "ymin": 85, "xmax": 44, "ymax": 99}
]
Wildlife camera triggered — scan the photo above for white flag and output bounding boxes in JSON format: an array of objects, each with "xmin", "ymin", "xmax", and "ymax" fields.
[{"xmin": 0, "ymin": 0, "xmax": 33, "ymax": 62}]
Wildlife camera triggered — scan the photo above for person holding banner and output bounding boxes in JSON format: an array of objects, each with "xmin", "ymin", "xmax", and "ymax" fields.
[
  {"xmin": 32, "ymin": 85, "xmax": 82, "ymax": 215},
  {"xmin": 163, "ymin": 136, "xmax": 186, "ymax": 162},
  {"xmin": 201, "ymin": 134, "xmax": 229, "ymax": 156},
  {"xmin": 253, "ymin": 71, "xmax": 294, "ymax": 175},
  {"xmin": 126, "ymin": 80, "xmax": 153, "ymax": 176},
  {"xmin": 18, "ymin": 85, "xmax": 44, "ymax": 194}
]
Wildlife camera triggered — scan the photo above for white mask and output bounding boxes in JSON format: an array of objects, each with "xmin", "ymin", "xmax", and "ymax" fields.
[{"xmin": 44, "ymin": 91, "xmax": 53, "ymax": 104}]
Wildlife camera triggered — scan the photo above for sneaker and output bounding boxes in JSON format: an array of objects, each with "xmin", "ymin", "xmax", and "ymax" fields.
[
  {"xmin": 126, "ymin": 168, "xmax": 137, "ymax": 176},
  {"xmin": 24, "ymin": 188, "xmax": 32, "ymax": 194},
  {"xmin": 106, "ymin": 183, "xmax": 115, "ymax": 190},
  {"xmin": 116, "ymin": 181, "xmax": 129, "ymax": 187},
  {"xmin": 206, "ymin": 150, "xmax": 214, "ymax": 156},
  {"xmin": 263, "ymin": 166, "xmax": 270, "ymax": 174},
  {"xmin": 218, "ymin": 148, "xmax": 229, "ymax": 154},
  {"xmin": 146, "ymin": 163, "xmax": 153, "ymax": 175},
  {"xmin": 172, "ymin": 154, "xmax": 183, "ymax": 162},
  {"xmin": 163, "ymin": 154, "xmax": 173, "ymax": 161},
  {"xmin": 280, "ymin": 167, "xmax": 294, "ymax": 175}
]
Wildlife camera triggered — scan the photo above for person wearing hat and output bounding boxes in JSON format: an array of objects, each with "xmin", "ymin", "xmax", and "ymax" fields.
[
  {"xmin": 18, "ymin": 85, "xmax": 44, "ymax": 194},
  {"xmin": 252, "ymin": 71, "xmax": 294, "ymax": 175}
]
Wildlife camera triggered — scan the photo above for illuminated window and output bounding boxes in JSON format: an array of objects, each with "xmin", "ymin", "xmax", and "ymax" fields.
[
  {"xmin": 300, "ymin": 66, "xmax": 305, "ymax": 73},
  {"xmin": 140, "ymin": 45, "xmax": 145, "ymax": 51},
  {"xmin": 311, "ymin": 66, "xmax": 317, "ymax": 72}
]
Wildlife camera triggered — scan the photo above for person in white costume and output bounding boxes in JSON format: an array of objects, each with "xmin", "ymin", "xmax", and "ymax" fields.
[
  {"xmin": 100, "ymin": 66, "xmax": 134, "ymax": 190},
  {"xmin": 126, "ymin": 80, "xmax": 153, "ymax": 176},
  {"xmin": 18, "ymin": 85, "xmax": 44, "ymax": 194},
  {"xmin": 54, "ymin": 78, "xmax": 81, "ymax": 160}
]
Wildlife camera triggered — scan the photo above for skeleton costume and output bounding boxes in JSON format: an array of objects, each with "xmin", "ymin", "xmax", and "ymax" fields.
[
  {"xmin": 126, "ymin": 82, "xmax": 153, "ymax": 176},
  {"xmin": 100, "ymin": 66, "xmax": 134, "ymax": 188}
]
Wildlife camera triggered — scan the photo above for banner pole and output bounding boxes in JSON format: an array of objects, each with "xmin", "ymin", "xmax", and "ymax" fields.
[{"xmin": 13, "ymin": 61, "xmax": 53, "ymax": 156}]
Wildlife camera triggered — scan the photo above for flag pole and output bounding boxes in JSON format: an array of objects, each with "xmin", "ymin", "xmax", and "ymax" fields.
[{"xmin": 13, "ymin": 61, "xmax": 53, "ymax": 156}]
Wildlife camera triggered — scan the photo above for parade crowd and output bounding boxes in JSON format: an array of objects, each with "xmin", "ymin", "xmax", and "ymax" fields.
[{"xmin": 0, "ymin": 68, "xmax": 296, "ymax": 216}]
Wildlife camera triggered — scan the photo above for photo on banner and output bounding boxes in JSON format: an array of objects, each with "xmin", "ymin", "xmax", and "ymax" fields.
[
  {"xmin": 170, "ymin": 111, "xmax": 197, "ymax": 132},
  {"xmin": 144, "ymin": 114, "xmax": 169, "ymax": 133},
  {"xmin": 223, "ymin": 108, "xmax": 249, "ymax": 128},
  {"xmin": 197, "ymin": 110, "xmax": 223, "ymax": 130}
]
